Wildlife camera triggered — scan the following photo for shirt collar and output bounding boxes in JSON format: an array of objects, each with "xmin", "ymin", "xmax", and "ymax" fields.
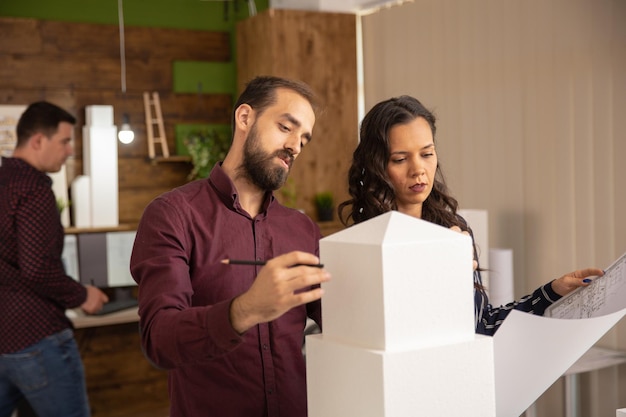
[
  {"xmin": 3, "ymin": 157, "xmax": 52, "ymax": 186},
  {"xmin": 208, "ymin": 162, "xmax": 275, "ymax": 215}
]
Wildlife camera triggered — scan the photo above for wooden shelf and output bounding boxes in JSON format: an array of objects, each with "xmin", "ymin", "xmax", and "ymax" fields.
[
  {"xmin": 149, "ymin": 155, "xmax": 192, "ymax": 163},
  {"xmin": 65, "ymin": 224, "xmax": 137, "ymax": 234},
  {"xmin": 67, "ymin": 307, "xmax": 139, "ymax": 329}
]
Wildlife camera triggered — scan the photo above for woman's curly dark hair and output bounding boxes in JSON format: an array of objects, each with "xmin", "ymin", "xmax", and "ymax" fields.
[
  {"xmin": 338, "ymin": 95, "xmax": 464, "ymax": 230},
  {"xmin": 338, "ymin": 96, "xmax": 485, "ymax": 290}
]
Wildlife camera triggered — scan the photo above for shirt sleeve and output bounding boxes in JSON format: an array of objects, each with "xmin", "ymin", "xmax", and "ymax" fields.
[
  {"xmin": 130, "ymin": 196, "xmax": 244, "ymax": 369},
  {"xmin": 15, "ymin": 182, "xmax": 86, "ymax": 308},
  {"xmin": 476, "ymin": 278, "xmax": 561, "ymax": 336}
]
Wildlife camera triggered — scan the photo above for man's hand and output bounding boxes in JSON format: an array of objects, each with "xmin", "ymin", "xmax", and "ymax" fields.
[
  {"xmin": 81, "ymin": 285, "xmax": 109, "ymax": 314},
  {"xmin": 229, "ymin": 251, "xmax": 331, "ymax": 334}
]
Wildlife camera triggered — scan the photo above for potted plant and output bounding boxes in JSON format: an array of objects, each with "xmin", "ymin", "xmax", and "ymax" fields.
[
  {"xmin": 315, "ymin": 191, "xmax": 334, "ymax": 222},
  {"xmin": 184, "ymin": 128, "xmax": 230, "ymax": 180}
]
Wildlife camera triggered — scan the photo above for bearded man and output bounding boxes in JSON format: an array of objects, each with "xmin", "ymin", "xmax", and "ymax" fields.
[{"xmin": 130, "ymin": 76, "xmax": 331, "ymax": 417}]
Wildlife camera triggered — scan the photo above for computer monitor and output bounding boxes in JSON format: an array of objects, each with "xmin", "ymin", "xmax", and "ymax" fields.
[
  {"xmin": 62, "ymin": 230, "xmax": 138, "ymax": 313},
  {"xmin": 74, "ymin": 231, "xmax": 136, "ymax": 288},
  {"xmin": 62, "ymin": 234, "xmax": 80, "ymax": 282}
]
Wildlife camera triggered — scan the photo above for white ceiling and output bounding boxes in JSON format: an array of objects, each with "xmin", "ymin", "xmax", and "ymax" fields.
[{"xmin": 269, "ymin": 0, "xmax": 413, "ymax": 15}]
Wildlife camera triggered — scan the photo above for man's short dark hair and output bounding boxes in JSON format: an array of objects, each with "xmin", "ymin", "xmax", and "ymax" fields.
[
  {"xmin": 16, "ymin": 101, "xmax": 76, "ymax": 148},
  {"xmin": 232, "ymin": 76, "xmax": 319, "ymax": 133}
]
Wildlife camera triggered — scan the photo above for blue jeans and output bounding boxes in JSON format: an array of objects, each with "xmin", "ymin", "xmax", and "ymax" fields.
[{"xmin": 0, "ymin": 328, "xmax": 90, "ymax": 417}]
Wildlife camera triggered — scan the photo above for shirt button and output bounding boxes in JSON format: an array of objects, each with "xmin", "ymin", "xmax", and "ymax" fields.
[
  {"xmin": 230, "ymin": 339, "xmax": 238, "ymax": 344},
  {"xmin": 262, "ymin": 344, "xmax": 269, "ymax": 350},
  {"xmin": 268, "ymin": 389, "xmax": 273, "ymax": 395}
]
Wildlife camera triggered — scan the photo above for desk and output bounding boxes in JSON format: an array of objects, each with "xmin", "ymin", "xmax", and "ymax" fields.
[
  {"xmin": 524, "ymin": 347, "xmax": 626, "ymax": 417},
  {"xmin": 67, "ymin": 308, "xmax": 169, "ymax": 417},
  {"xmin": 563, "ymin": 347, "xmax": 626, "ymax": 417},
  {"xmin": 68, "ymin": 307, "xmax": 139, "ymax": 329}
]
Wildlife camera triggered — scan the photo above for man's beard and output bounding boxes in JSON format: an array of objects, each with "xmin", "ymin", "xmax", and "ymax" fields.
[{"xmin": 241, "ymin": 123, "xmax": 294, "ymax": 191}]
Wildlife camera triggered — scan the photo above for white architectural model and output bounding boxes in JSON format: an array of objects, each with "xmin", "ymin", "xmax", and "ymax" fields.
[
  {"xmin": 306, "ymin": 211, "xmax": 496, "ymax": 416},
  {"xmin": 80, "ymin": 105, "xmax": 119, "ymax": 227}
]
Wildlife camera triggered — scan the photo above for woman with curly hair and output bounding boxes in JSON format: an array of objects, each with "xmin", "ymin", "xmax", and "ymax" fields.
[{"xmin": 338, "ymin": 95, "xmax": 603, "ymax": 335}]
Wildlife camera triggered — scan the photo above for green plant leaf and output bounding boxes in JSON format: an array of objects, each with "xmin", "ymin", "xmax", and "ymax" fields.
[{"xmin": 181, "ymin": 126, "xmax": 231, "ymax": 180}]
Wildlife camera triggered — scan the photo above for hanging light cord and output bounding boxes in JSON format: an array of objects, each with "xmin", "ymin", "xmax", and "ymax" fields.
[
  {"xmin": 118, "ymin": 0, "xmax": 127, "ymax": 94},
  {"xmin": 116, "ymin": 0, "xmax": 135, "ymax": 144}
]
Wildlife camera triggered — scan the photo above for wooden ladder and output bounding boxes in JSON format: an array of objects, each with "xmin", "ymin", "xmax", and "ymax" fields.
[{"xmin": 143, "ymin": 91, "xmax": 169, "ymax": 159}]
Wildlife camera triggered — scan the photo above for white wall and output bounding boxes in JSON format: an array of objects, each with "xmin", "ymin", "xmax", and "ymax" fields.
[{"xmin": 361, "ymin": 0, "xmax": 626, "ymax": 415}]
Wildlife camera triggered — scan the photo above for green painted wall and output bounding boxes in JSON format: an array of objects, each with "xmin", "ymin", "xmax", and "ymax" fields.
[
  {"xmin": 0, "ymin": 0, "xmax": 270, "ymax": 96},
  {"xmin": 0, "ymin": 0, "xmax": 269, "ymax": 30},
  {"xmin": 173, "ymin": 61, "xmax": 237, "ymax": 94}
]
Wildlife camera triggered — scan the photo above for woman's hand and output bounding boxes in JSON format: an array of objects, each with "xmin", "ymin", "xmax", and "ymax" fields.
[
  {"xmin": 449, "ymin": 226, "xmax": 478, "ymax": 271},
  {"xmin": 550, "ymin": 268, "xmax": 605, "ymax": 297}
]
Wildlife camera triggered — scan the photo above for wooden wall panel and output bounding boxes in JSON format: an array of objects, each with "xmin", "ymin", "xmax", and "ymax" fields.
[
  {"xmin": 0, "ymin": 18, "xmax": 231, "ymax": 62},
  {"xmin": 123, "ymin": 26, "xmax": 231, "ymax": 61},
  {"xmin": 39, "ymin": 20, "xmax": 120, "ymax": 57},
  {"xmin": 0, "ymin": 88, "xmax": 77, "ymax": 113},
  {"xmin": 0, "ymin": 17, "xmax": 232, "ymax": 226},
  {"xmin": 0, "ymin": 55, "xmax": 172, "ymax": 91},
  {"xmin": 237, "ymin": 10, "xmax": 358, "ymax": 221},
  {"xmin": 118, "ymin": 158, "xmax": 192, "ymax": 188},
  {"xmin": 0, "ymin": 18, "xmax": 42, "ymax": 54},
  {"xmin": 75, "ymin": 323, "xmax": 169, "ymax": 417},
  {"xmin": 118, "ymin": 187, "xmax": 181, "ymax": 225}
]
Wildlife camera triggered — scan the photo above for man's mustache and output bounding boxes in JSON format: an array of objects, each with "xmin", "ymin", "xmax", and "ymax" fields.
[{"xmin": 273, "ymin": 150, "xmax": 294, "ymax": 168}]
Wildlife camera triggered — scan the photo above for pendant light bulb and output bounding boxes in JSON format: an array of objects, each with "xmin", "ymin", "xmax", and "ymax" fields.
[{"xmin": 118, "ymin": 113, "xmax": 134, "ymax": 144}]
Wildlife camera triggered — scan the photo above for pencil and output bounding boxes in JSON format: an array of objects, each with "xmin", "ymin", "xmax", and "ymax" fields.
[
  {"xmin": 221, "ymin": 259, "xmax": 324, "ymax": 268},
  {"xmin": 221, "ymin": 259, "xmax": 265, "ymax": 266}
]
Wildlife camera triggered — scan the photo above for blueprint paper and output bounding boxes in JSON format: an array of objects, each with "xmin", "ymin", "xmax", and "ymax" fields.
[
  {"xmin": 494, "ymin": 251, "xmax": 626, "ymax": 417},
  {"xmin": 493, "ymin": 308, "xmax": 626, "ymax": 417},
  {"xmin": 545, "ymin": 251, "xmax": 626, "ymax": 319}
]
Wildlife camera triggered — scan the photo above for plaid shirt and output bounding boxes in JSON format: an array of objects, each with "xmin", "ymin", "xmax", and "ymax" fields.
[{"xmin": 0, "ymin": 156, "xmax": 86, "ymax": 353}]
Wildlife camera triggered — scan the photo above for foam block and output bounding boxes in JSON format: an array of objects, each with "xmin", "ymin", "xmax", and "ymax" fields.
[
  {"xmin": 306, "ymin": 334, "xmax": 496, "ymax": 417},
  {"xmin": 82, "ymin": 123, "xmax": 119, "ymax": 227},
  {"xmin": 488, "ymin": 248, "xmax": 514, "ymax": 307},
  {"xmin": 458, "ymin": 208, "xmax": 489, "ymax": 289},
  {"xmin": 70, "ymin": 175, "xmax": 91, "ymax": 228},
  {"xmin": 320, "ymin": 211, "xmax": 475, "ymax": 351},
  {"xmin": 47, "ymin": 164, "xmax": 70, "ymax": 227},
  {"xmin": 85, "ymin": 105, "xmax": 114, "ymax": 127}
]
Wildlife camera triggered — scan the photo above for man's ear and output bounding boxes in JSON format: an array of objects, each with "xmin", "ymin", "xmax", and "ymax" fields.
[
  {"xmin": 30, "ymin": 133, "xmax": 45, "ymax": 150},
  {"xmin": 234, "ymin": 104, "xmax": 254, "ymax": 132}
]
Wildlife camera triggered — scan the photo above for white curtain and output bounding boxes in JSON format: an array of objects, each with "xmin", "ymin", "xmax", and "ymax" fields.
[{"xmin": 362, "ymin": 0, "xmax": 626, "ymax": 415}]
